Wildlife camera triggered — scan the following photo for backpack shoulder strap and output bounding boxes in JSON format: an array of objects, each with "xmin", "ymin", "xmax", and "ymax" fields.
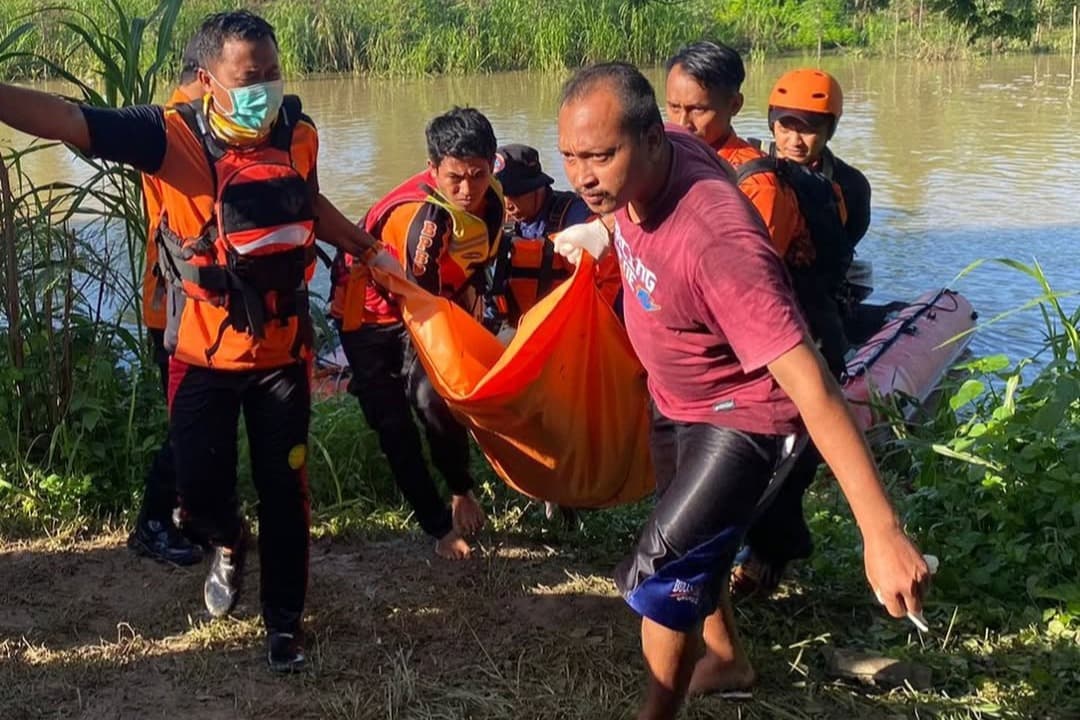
[
  {"xmin": 538, "ymin": 192, "xmax": 578, "ymax": 297},
  {"xmin": 175, "ymin": 100, "xmax": 224, "ymax": 161},
  {"xmin": 735, "ymin": 156, "xmax": 779, "ymax": 185},
  {"xmin": 746, "ymin": 137, "xmax": 780, "ymax": 158},
  {"xmin": 174, "ymin": 99, "xmax": 222, "ymax": 194},
  {"xmin": 545, "ymin": 190, "xmax": 576, "ymax": 233},
  {"xmin": 819, "ymin": 147, "xmax": 836, "ymax": 179},
  {"xmin": 270, "ymin": 94, "xmax": 302, "ymax": 152}
]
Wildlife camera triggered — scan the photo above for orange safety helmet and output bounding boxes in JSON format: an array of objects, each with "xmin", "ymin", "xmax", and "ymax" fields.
[{"xmin": 768, "ymin": 68, "xmax": 843, "ymax": 120}]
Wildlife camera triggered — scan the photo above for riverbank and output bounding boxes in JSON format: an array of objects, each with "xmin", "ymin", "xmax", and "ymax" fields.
[
  {"xmin": 0, "ymin": 0, "xmax": 1075, "ymax": 81},
  {"xmin": 3, "ymin": 323, "xmax": 1080, "ymax": 717},
  {"xmin": 1, "ymin": 5, "xmax": 1078, "ymax": 715},
  {"xmin": 2, "ymin": 468, "xmax": 1078, "ymax": 719}
]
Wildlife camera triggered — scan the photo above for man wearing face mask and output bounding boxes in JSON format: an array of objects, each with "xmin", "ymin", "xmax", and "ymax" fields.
[
  {"xmin": 0, "ymin": 10, "xmax": 385, "ymax": 672},
  {"xmin": 329, "ymin": 107, "xmax": 503, "ymax": 561}
]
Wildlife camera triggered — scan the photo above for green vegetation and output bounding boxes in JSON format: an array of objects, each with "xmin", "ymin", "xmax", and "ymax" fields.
[
  {"xmin": 1, "ymin": 2, "xmax": 1079, "ymax": 717},
  {"xmin": 0, "ymin": 0, "xmax": 1078, "ymax": 81},
  {"xmin": 0, "ymin": 0, "xmax": 180, "ymax": 528},
  {"xmin": 809, "ymin": 259, "xmax": 1080, "ymax": 715},
  {"xmin": 891, "ymin": 259, "xmax": 1080, "ymax": 619}
]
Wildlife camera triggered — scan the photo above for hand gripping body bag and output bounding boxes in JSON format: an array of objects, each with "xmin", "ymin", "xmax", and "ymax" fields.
[{"xmin": 368, "ymin": 254, "xmax": 654, "ymax": 508}]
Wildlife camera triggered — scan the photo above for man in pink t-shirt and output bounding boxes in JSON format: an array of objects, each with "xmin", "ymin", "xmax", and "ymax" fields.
[{"xmin": 556, "ymin": 62, "xmax": 929, "ymax": 719}]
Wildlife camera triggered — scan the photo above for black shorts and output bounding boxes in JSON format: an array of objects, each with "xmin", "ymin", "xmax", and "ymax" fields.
[{"xmin": 615, "ymin": 409, "xmax": 803, "ymax": 631}]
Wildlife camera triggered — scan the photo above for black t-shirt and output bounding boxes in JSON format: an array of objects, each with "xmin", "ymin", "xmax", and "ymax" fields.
[
  {"xmin": 79, "ymin": 102, "xmax": 320, "ymax": 194},
  {"xmin": 81, "ymin": 104, "xmax": 168, "ymax": 174}
]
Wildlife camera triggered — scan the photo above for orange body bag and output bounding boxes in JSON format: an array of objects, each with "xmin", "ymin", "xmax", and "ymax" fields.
[{"xmin": 370, "ymin": 254, "xmax": 654, "ymax": 507}]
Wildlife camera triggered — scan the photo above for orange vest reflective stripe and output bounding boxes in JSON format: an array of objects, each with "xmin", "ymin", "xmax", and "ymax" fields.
[
  {"xmin": 329, "ymin": 170, "xmax": 503, "ymax": 331},
  {"xmin": 154, "ymin": 96, "xmax": 318, "ymax": 370}
]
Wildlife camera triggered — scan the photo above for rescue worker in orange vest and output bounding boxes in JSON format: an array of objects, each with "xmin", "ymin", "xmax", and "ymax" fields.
[
  {"xmin": 765, "ymin": 68, "xmax": 887, "ymax": 346},
  {"xmin": 127, "ymin": 32, "xmax": 206, "ymax": 567},
  {"xmin": 664, "ymin": 41, "xmax": 807, "ymax": 258},
  {"xmin": 328, "ymin": 107, "xmax": 503, "ymax": 561},
  {"xmin": 732, "ymin": 69, "xmax": 877, "ymax": 599},
  {"xmin": 489, "ymin": 143, "xmax": 623, "ymax": 335},
  {"xmin": 487, "ymin": 143, "xmax": 591, "ymax": 335},
  {"xmin": 0, "ymin": 10, "xmax": 384, "ymax": 671}
]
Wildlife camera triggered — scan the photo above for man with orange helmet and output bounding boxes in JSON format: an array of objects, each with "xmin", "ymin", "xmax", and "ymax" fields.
[
  {"xmin": 731, "ymin": 68, "xmax": 876, "ymax": 600},
  {"xmin": 767, "ymin": 67, "xmax": 870, "ymax": 248}
]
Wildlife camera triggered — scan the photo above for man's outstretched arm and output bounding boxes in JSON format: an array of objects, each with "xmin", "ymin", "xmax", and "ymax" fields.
[
  {"xmin": 0, "ymin": 84, "xmax": 91, "ymax": 152},
  {"xmin": 312, "ymin": 193, "xmax": 380, "ymax": 258}
]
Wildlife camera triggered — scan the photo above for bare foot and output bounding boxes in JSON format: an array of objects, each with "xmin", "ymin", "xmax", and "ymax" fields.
[
  {"xmin": 451, "ymin": 492, "xmax": 487, "ymax": 536},
  {"xmin": 434, "ymin": 531, "xmax": 472, "ymax": 560},
  {"xmin": 687, "ymin": 653, "xmax": 756, "ymax": 697}
]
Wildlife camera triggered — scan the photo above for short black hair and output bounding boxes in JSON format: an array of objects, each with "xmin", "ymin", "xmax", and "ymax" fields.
[
  {"xmin": 560, "ymin": 62, "xmax": 663, "ymax": 138},
  {"xmin": 192, "ymin": 11, "xmax": 278, "ymax": 70},
  {"xmin": 425, "ymin": 107, "xmax": 497, "ymax": 166},
  {"xmin": 178, "ymin": 33, "xmax": 202, "ymax": 85},
  {"xmin": 666, "ymin": 41, "xmax": 745, "ymax": 95}
]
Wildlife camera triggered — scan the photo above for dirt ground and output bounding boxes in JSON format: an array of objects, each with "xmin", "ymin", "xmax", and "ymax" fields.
[
  {"xmin": 0, "ymin": 529, "xmax": 644, "ymax": 720},
  {"xmin": 0, "ymin": 529, "xmax": 957, "ymax": 720}
]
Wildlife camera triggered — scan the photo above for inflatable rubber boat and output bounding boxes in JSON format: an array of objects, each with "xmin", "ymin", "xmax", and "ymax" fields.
[{"xmin": 842, "ymin": 286, "xmax": 977, "ymax": 432}]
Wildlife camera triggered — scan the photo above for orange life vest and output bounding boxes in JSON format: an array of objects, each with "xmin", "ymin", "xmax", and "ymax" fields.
[
  {"xmin": 716, "ymin": 132, "xmax": 807, "ymax": 259},
  {"xmin": 488, "ymin": 193, "xmax": 622, "ymax": 326},
  {"xmin": 141, "ymin": 87, "xmax": 198, "ymax": 331},
  {"xmin": 156, "ymin": 96, "xmax": 317, "ymax": 367},
  {"xmin": 488, "ymin": 190, "xmax": 577, "ymax": 324},
  {"xmin": 329, "ymin": 170, "xmax": 502, "ymax": 331}
]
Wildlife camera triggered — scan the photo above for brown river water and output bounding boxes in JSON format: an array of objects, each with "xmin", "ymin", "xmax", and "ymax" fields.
[{"xmin": 3, "ymin": 55, "xmax": 1078, "ymax": 360}]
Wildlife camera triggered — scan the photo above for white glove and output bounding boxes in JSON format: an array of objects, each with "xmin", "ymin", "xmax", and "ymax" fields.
[
  {"xmin": 366, "ymin": 248, "xmax": 404, "ymax": 277},
  {"xmin": 553, "ymin": 220, "xmax": 611, "ymax": 266}
]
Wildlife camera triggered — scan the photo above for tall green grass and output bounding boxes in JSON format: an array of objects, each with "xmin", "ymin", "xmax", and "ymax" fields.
[
  {"xmin": 0, "ymin": 1, "xmax": 182, "ymax": 523},
  {"xmin": 1, "ymin": 0, "xmax": 1073, "ymax": 82}
]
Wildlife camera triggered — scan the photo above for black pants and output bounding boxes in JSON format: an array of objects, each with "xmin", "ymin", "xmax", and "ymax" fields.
[
  {"xmin": 338, "ymin": 322, "xmax": 472, "ymax": 540},
  {"xmin": 169, "ymin": 359, "xmax": 311, "ymax": 632},
  {"xmin": 138, "ymin": 329, "xmax": 177, "ymax": 523},
  {"xmin": 744, "ymin": 294, "xmax": 909, "ymax": 565},
  {"xmin": 800, "ymin": 293, "xmax": 850, "ymax": 379},
  {"xmin": 616, "ymin": 408, "xmax": 794, "ymax": 631},
  {"xmin": 743, "ymin": 292, "xmax": 849, "ymax": 566}
]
